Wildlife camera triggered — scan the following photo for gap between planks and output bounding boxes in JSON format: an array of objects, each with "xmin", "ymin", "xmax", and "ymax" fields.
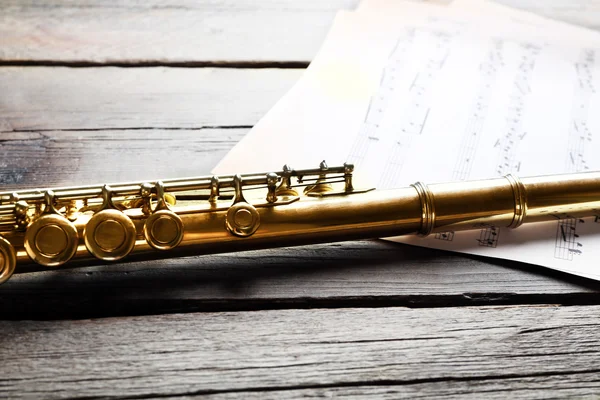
[{"xmin": 0, "ymin": 60, "xmax": 310, "ymax": 69}]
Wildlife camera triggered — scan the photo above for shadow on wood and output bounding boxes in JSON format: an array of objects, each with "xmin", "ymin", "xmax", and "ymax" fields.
[{"xmin": 3, "ymin": 240, "xmax": 600, "ymax": 319}]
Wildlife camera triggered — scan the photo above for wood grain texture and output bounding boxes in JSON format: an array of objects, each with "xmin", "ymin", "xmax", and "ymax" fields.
[
  {"xmin": 497, "ymin": 0, "xmax": 600, "ymax": 31},
  {"xmin": 0, "ymin": 130, "xmax": 247, "ymax": 188},
  {"xmin": 2, "ymin": 305, "xmax": 600, "ymax": 398},
  {"xmin": 0, "ymin": 0, "xmax": 359, "ymax": 64},
  {"xmin": 204, "ymin": 378, "xmax": 600, "ymax": 400},
  {"xmin": 4, "ymin": 240, "xmax": 600, "ymax": 319},
  {"xmin": 0, "ymin": 67, "xmax": 302, "ymax": 130},
  {"xmin": 2, "ymin": 1, "xmax": 600, "ymax": 64},
  {"xmin": 2, "ymin": 0, "xmax": 600, "ymax": 398}
]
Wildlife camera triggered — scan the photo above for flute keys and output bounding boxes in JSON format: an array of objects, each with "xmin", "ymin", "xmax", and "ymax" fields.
[
  {"xmin": 24, "ymin": 214, "xmax": 79, "ymax": 267},
  {"xmin": 226, "ymin": 203, "xmax": 260, "ymax": 237},
  {"xmin": 142, "ymin": 181, "xmax": 183, "ymax": 251},
  {"xmin": 143, "ymin": 210, "xmax": 183, "ymax": 251},
  {"xmin": 84, "ymin": 209, "xmax": 137, "ymax": 261},
  {"xmin": 0, "ymin": 236, "xmax": 16, "ymax": 284}
]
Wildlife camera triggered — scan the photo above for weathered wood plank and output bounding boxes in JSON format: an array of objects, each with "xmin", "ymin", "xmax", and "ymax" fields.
[
  {"xmin": 0, "ymin": 130, "xmax": 247, "ymax": 188},
  {"xmin": 206, "ymin": 378, "xmax": 600, "ymax": 400},
  {"xmin": 496, "ymin": 0, "xmax": 600, "ymax": 31},
  {"xmin": 202, "ymin": 375, "xmax": 600, "ymax": 399},
  {"xmin": 1, "ymin": 1, "xmax": 600, "ymax": 64},
  {"xmin": 4, "ymin": 239, "xmax": 600, "ymax": 319},
  {"xmin": 0, "ymin": 67, "xmax": 302, "ymax": 130},
  {"xmin": 2, "ymin": 2, "xmax": 599, "ymax": 398},
  {"xmin": 2, "ymin": 305, "xmax": 600, "ymax": 398},
  {"xmin": 0, "ymin": 0, "xmax": 359, "ymax": 64}
]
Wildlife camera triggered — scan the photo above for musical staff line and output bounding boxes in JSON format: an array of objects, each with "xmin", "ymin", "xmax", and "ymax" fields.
[
  {"xmin": 435, "ymin": 231, "xmax": 455, "ymax": 241},
  {"xmin": 552, "ymin": 49, "xmax": 596, "ymax": 259},
  {"xmin": 347, "ymin": 28, "xmax": 415, "ymax": 168},
  {"xmin": 473, "ymin": 42, "xmax": 540, "ymax": 248},
  {"xmin": 477, "ymin": 226, "xmax": 499, "ymax": 247},
  {"xmin": 494, "ymin": 42, "xmax": 541, "ymax": 176},
  {"xmin": 565, "ymin": 49, "xmax": 595, "ymax": 173},
  {"xmin": 452, "ymin": 39, "xmax": 504, "ymax": 181},
  {"xmin": 378, "ymin": 30, "xmax": 452, "ymax": 189},
  {"xmin": 554, "ymin": 218, "xmax": 584, "ymax": 260}
]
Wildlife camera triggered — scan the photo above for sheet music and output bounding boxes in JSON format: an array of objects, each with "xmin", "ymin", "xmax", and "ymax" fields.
[{"xmin": 214, "ymin": 2, "xmax": 600, "ymax": 281}]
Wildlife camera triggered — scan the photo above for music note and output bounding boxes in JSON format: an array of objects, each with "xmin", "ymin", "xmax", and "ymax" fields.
[
  {"xmin": 477, "ymin": 226, "xmax": 499, "ymax": 248},
  {"xmin": 555, "ymin": 218, "xmax": 584, "ymax": 260},
  {"xmin": 435, "ymin": 231, "xmax": 455, "ymax": 241}
]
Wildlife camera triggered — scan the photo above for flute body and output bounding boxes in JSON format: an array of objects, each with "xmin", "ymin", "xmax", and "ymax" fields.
[{"xmin": 1, "ymin": 162, "xmax": 599, "ymax": 284}]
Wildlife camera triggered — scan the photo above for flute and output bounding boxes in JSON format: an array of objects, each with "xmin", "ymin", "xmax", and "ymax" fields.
[{"xmin": 1, "ymin": 161, "xmax": 599, "ymax": 285}]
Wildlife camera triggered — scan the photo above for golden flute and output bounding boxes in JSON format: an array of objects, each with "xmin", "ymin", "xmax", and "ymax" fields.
[{"xmin": 1, "ymin": 161, "xmax": 599, "ymax": 285}]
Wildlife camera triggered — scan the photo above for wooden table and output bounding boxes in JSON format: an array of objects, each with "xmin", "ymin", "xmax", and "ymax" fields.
[{"xmin": 2, "ymin": 1, "xmax": 600, "ymax": 398}]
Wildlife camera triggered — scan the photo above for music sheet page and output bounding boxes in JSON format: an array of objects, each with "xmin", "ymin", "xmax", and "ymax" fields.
[{"xmin": 214, "ymin": 2, "xmax": 600, "ymax": 280}]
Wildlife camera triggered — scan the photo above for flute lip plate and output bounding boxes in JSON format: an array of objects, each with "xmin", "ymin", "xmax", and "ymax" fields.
[
  {"xmin": 84, "ymin": 209, "xmax": 137, "ymax": 261},
  {"xmin": 24, "ymin": 214, "xmax": 79, "ymax": 267},
  {"xmin": 0, "ymin": 236, "xmax": 16, "ymax": 284}
]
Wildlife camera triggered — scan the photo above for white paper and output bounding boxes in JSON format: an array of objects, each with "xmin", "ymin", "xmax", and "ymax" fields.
[{"xmin": 214, "ymin": 2, "xmax": 600, "ymax": 280}]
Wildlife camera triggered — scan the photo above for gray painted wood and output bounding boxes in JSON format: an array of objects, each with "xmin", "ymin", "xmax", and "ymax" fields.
[
  {"xmin": 2, "ymin": 305, "xmax": 600, "ymax": 398},
  {"xmin": 2, "ymin": 0, "xmax": 600, "ymax": 397},
  {"xmin": 204, "ymin": 379, "xmax": 600, "ymax": 400},
  {"xmin": 0, "ymin": 0, "xmax": 360, "ymax": 64},
  {"xmin": 496, "ymin": 0, "xmax": 600, "ymax": 31},
  {"xmin": 0, "ymin": 129, "xmax": 247, "ymax": 188},
  {"xmin": 1, "ymin": 1, "xmax": 600, "ymax": 64},
  {"xmin": 0, "ymin": 67, "xmax": 302, "ymax": 130},
  {"xmin": 4, "ymin": 240, "xmax": 599, "ymax": 319}
]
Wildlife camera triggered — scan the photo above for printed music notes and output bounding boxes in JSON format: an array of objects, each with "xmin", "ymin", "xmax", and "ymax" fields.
[
  {"xmin": 435, "ymin": 231, "xmax": 455, "ymax": 241},
  {"xmin": 347, "ymin": 29, "xmax": 416, "ymax": 169},
  {"xmin": 378, "ymin": 30, "xmax": 452, "ymax": 189},
  {"xmin": 477, "ymin": 226, "xmax": 500, "ymax": 248},
  {"xmin": 494, "ymin": 42, "xmax": 539, "ymax": 177},
  {"xmin": 453, "ymin": 39, "xmax": 503, "ymax": 181},
  {"xmin": 566, "ymin": 49, "xmax": 595, "ymax": 173},
  {"xmin": 555, "ymin": 218, "xmax": 584, "ymax": 260}
]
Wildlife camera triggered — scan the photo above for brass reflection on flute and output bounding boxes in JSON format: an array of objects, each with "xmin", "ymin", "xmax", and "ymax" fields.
[{"xmin": 1, "ymin": 160, "xmax": 600, "ymax": 285}]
